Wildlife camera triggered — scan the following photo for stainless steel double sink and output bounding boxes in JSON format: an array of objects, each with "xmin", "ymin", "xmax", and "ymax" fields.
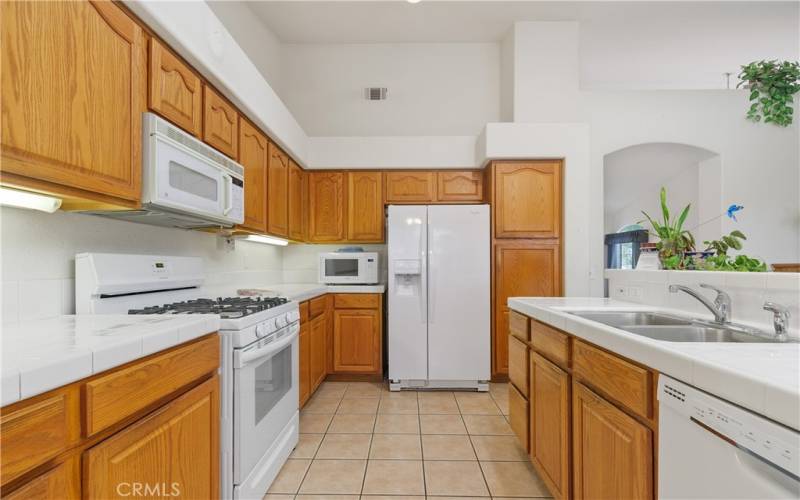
[{"xmin": 569, "ymin": 311, "xmax": 790, "ymax": 343}]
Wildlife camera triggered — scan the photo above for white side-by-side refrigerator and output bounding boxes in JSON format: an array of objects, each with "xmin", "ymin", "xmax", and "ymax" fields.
[{"xmin": 387, "ymin": 204, "xmax": 490, "ymax": 391}]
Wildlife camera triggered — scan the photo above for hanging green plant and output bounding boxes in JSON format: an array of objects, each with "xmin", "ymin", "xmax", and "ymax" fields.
[{"xmin": 738, "ymin": 60, "xmax": 800, "ymax": 126}]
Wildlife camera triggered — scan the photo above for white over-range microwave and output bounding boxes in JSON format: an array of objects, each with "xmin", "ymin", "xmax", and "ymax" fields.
[
  {"xmin": 82, "ymin": 112, "xmax": 245, "ymax": 229},
  {"xmin": 319, "ymin": 252, "xmax": 380, "ymax": 284}
]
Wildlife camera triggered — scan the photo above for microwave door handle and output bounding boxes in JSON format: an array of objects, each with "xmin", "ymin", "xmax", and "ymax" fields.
[
  {"xmin": 234, "ymin": 326, "xmax": 298, "ymax": 369},
  {"xmin": 223, "ymin": 174, "xmax": 233, "ymax": 215}
]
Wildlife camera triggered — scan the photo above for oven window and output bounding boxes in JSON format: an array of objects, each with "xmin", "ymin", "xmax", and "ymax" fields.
[
  {"xmin": 169, "ymin": 161, "xmax": 218, "ymax": 201},
  {"xmin": 254, "ymin": 343, "xmax": 292, "ymax": 424},
  {"xmin": 325, "ymin": 259, "xmax": 359, "ymax": 277}
]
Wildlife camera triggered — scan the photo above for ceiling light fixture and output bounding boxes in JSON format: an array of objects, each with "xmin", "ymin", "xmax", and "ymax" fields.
[
  {"xmin": 240, "ymin": 234, "xmax": 289, "ymax": 247},
  {"xmin": 0, "ymin": 187, "xmax": 62, "ymax": 213}
]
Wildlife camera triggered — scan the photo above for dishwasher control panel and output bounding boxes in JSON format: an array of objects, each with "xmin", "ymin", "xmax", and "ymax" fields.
[{"xmin": 659, "ymin": 376, "xmax": 800, "ymax": 479}]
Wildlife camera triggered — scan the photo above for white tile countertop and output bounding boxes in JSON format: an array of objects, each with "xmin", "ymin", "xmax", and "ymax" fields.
[
  {"xmin": 230, "ymin": 283, "xmax": 386, "ymax": 303},
  {"xmin": 1, "ymin": 314, "xmax": 220, "ymax": 407},
  {"xmin": 508, "ymin": 297, "xmax": 800, "ymax": 430}
]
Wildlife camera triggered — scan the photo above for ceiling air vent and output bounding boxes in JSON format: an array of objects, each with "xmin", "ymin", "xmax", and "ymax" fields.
[{"xmin": 364, "ymin": 87, "xmax": 388, "ymax": 101}]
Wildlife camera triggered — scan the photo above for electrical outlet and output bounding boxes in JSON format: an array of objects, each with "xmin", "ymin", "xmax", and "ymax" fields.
[{"xmin": 629, "ymin": 286, "xmax": 643, "ymax": 299}]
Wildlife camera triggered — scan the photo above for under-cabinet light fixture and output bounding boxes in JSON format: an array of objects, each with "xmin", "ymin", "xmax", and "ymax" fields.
[
  {"xmin": 240, "ymin": 234, "xmax": 289, "ymax": 247},
  {"xmin": 0, "ymin": 187, "xmax": 62, "ymax": 213}
]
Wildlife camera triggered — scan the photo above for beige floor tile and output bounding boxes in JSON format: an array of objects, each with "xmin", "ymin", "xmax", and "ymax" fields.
[
  {"xmin": 462, "ymin": 415, "xmax": 513, "ymax": 436},
  {"xmin": 492, "ymin": 396, "xmax": 510, "ymax": 416},
  {"xmin": 301, "ymin": 413, "xmax": 334, "ymax": 434},
  {"xmin": 379, "ymin": 389, "xmax": 419, "ymax": 400},
  {"xmin": 423, "ymin": 461, "xmax": 489, "ymax": 497},
  {"xmin": 315, "ymin": 382, "xmax": 349, "ymax": 399},
  {"xmin": 470, "ymin": 435, "xmax": 528, "ymax": 461},
  {"xmin": 370, "ymin": 434, "xmax": 423, "ymax": 459},
  {"xmin": 480, "ymin": 461, "xmax": 550, "ymax": 497},
  {"xmin": 454, "ymin": 393, "xmax": 502, "ymax": 415},
  {"xmin": 316, "ymin": 434, "xmax": 373, "ymax": 459},
  {"xmin": 492, "ymin": 497, "xmax": 545, "ymax": 500},
  {"xmin": 337, "ymin": 398, "xmax": 380, "ymax": 414},
  {"xmin": 420, "ymin": 414, "xmax": 467, "ymax": 435},
  {"xmin": 418, "ymin": 396, "xmax": 460, "ymax": 415},
  {"xmin": 299, "ymin": 459, "xmax": 367, "ymax": 495},
  {"xmin": 417, "ymin": 391, "xmax": 455, "ymax": 401},
  {"xmin": 362, "ymin": 460, "xmax": 425, "ymax": 496},
  {"xmin": 268, "ymin": 459, "xmax": 311, "ymax": 494},
  {"xmin": 344, "ymin": 382, "xmax": 382, "ymax": 399},
  {"xmin": 296, "ymin": 496, "xmax": 359, "ymax": 500},
  {"xmin": 363, "ymin": 496, "xmax": 424, "ymax": 499},
  {"xmin": 304, "ymin": 398, "xmax": 342, "ymax": 414},
  {"xmin": 291, "ymin": 434, "xmax": 325, "ymax": 459},
  {"xmin": 374, "ymin": 414, "xmax": 420, "ymax": 434},
  {"xmin": 328, "ymin": 414, "xmax": 377, "ymax": 434},
  {"xmin": 421, "ymin": 435, "xmax": 476, "ymax": 460},
  {"xmin": 378, "ymin": 397, "xmax": 419, "ymax": 415},
  {"xmin": 263, "ymin": 495, "xmax": 294, "ymax": 499}
]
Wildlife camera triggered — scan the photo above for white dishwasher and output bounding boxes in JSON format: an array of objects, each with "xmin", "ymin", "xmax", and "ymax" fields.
[{"xmin": 658, "ymin": 376, "xmax": 799, "ymax": 499}]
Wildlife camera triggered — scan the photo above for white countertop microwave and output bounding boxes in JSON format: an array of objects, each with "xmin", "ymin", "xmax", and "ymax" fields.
[{"xmin": 319, "ymin": 252, "xmax": 380, "ymax": 284}]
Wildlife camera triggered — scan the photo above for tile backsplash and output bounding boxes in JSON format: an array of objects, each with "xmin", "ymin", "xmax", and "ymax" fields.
[{"xmin": 606, "ymin": 269, "xmax": 800, "ymax": 337}]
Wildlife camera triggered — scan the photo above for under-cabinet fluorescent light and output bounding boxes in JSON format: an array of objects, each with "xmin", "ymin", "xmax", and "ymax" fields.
[
  {"xmin": 407, "ymin": 0, "xmax": 421, "ymax": 3},
  {"xmin": 241, "ymin": 234, "xmax": 289, "ymax": 247},
  {"xmin": 0, "ymin": 187, "xmax": 62, "ymax": 213}
]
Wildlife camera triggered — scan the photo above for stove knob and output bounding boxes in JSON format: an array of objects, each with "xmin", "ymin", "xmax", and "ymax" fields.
[
  {"xmin": 287, "ymin": 310, "xmax": 300, "ymax": 323},
  {"xmin": 264, "ymin": 318, "xmax": 277, "ymax": 333},
  {"xmin": 255, "ymin": 323, "xmax": 267, "ymax": 338},
  {"xmin": 275, "ymin": 314, "xmax": 288, "ymax": 328}
]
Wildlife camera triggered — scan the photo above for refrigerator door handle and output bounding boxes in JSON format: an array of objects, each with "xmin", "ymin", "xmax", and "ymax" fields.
[
  {"xmin": 428, "ymin": 216, "xmax": 435, "ymax": 325},
  {"xmin": 419, "ymin": 213, "xmax": 427, "ymax": 324}
]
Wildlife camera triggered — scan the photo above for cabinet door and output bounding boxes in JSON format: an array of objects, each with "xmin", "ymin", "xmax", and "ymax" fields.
[
  {"xmin": 203, "ymin": 86, "xmax": 238, "ymax": 159},
  {"xmin": 347, "ymin": 171, "xmax": 384, "ymax": 242},
  {"xmin": 1, "ymin": 0, "xmax": 145, "ymax": 202},
  {"xmin": 148, "ymin": 38, "xmax": 202, "ymax": 136},
  {"xmin": 572, "ymin": 381, "xmax": 653, "ymax": 500},
  {"xmin": 437, "ymin": 171, "xmax": 483, "ymax": 202},
  {"xmin": 493, "ymin": 241, "xmax": 561, "ymax": 377},
  {"xmin": 267, "ymin": 143, "xmax": 289, "ymax": 237},
  {"xmin": 333, "ymin": 309, "xmax": 380, "ymax": 373},
  {"xmin": 309, "ymin": 172, "xmax": 346, "ymax": 242},
  {"xmin": 288, "ymin": 160, "xmax": 306, "ymax": 241},
  {"xmin": 83, "ymin": 376, "xmax": 219, "ymax": 500},
  {"xmin": 530, "ymin": 351, "xmax": 570, "ymax": 500},
  {"xmin": 384, "ymin": 172, "xmax": 435, "ymax": 203},
  {"xmin": 238, "ymin": 119, "xmax": 268, "ymax": 233},
  {"xmin": 4, "ymin": 455, "xmax": 80, "ymax": 500},
  {"xmin": 310, "ymin": 314, "xmax": 327, "ymax": 390},
  {"xmin": 494, "ymin": 161, "xmax": 562, "ymax": 238},
  {"xmin": 299, "ymin": 320, "xmax": 311, "ymax": 407}
]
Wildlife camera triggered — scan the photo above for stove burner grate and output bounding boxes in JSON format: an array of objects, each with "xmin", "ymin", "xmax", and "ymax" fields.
[{"xmin": 128, "ymin": 296, "xmax": 289, "ymax": 318}]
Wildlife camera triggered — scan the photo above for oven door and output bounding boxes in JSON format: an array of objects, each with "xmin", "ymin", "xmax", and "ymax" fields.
[
  {"xmin": 151, "ymin": 133, "xmax": 234, "ymax": 221},
  {"xmin": 319, "ymin": 255, "xmax": 365, "ymax": 284},
  {"xmin": 233, "ymin": 322, "xmax": 299, "ymax": 484}
]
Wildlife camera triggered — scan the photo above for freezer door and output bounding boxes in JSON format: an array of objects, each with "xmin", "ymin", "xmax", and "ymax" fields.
[
  {"xmin": 388, "ymin": 205, "xmax": 429, "ymax": 381},
  {"xmin": 427, "ymin": 205, "xmax": 490, "ymax": 382}
]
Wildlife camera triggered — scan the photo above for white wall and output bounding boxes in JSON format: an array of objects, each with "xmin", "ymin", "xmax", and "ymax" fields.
[
  {"xmin": 308, "ymin": 136, "xmax": 477, "ymax": 169},
  {"xmin": 0, "ymin": 208, "xmax": 283, "ymax": 325},
  {"xmin": 280, "ymin": 43, "xmax": 501, "ymax": 137}
]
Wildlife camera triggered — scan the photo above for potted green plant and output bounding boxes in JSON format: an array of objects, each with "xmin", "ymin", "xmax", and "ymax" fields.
[
  {"xmin": 738, "ymin": 60, "xmax": 800, "ymax": 127},
  {"xmin": 700, "ymin": 231, "xmax": 767, "ymax": 272},
  {"xmin": 640, "ymin": 187, "xmax": 695, "ymax": 269}
]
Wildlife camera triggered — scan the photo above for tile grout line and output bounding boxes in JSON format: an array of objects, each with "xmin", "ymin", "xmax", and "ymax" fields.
[{"xmin": 463, "ymin": 394, "xmax": 494, "ymax": 498}]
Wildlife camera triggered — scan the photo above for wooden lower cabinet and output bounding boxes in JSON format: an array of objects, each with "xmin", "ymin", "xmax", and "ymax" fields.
[
  {"xmin": 508, "ymin": 384, "xmax": 529, "ymax": 452},
  {"xmin": 83, "ymin": 375, "xmax": 220, "ymax": 499},
  {"xmin": 572, "ymin": 381, "xmax": 653, "ymax": 500},
  {"xmin": 310, "ymin": 314, "xmax": 327, "ymax": 388},
  {"xmin": 4, "ymin": 456, "xmax": 80, "ymax": 500},
  {"xmin": 530, "ymin": 351, "xmax": 570, "ymax": 500},
  {"xmin": 299, "ymin": 319, "xmax": 311, "ymax": 406},
  {"xmin": 332, "ymin": 308, "xmax": 381, "ymax": 374}
]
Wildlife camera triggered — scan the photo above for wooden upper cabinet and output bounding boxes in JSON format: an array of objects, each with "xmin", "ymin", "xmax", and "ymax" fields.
[
  {"xmin": 332, "ymin": 309, "xmax": 381, "ymax": 374},
  {"xmin": 83, "ymin": 376, "xmax": 220, "ymax": 500},
  {"xmin": 384, "ymin": 171, "xmax": 435, "ymax": 203},
  {"xmin": 437, "ymin": 171, "xmax": 483, "ymax": 202},
  {"xmin": 309, "ymin": 172, "xmax": 346, "ymax": 242},
  {"xmin": 572, "ymin": 381, "xmax": 653, "ymax": 500},
  {"xmin": 530, "ymin": 351, "xmax": 571, "ymax": 500},
  {"xmin": 494, "ymin": 161, "xmax": 562, "ymax": 239},
  {"xmin": 288, "ymin": 160, "xmax": 305, "ymax": 241},
  {"xmin": 238, "ymin": 119, "xmax": 268, "ymax": 233},
  {"xmin": 267, "ymin": 143, "xmax": 289, "ymax": 237},
  {"xmin": 348, "ymin": 172, "xmax": 384, "ymax": 242},
  {"xmin": 203, "ymin": 86, "xmax": 238, "ymax": 159},
  {"xmin": 148, "ymin": 38, "xmax": 202, "ymax": 137},
  {"xmin": 0, "ymin": 0, "xmax": 145, "ymax": 203}
]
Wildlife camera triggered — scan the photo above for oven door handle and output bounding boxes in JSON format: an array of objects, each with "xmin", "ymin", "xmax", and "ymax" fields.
[{"xmin": 234, "ymin": 325, "xmax": 298, "ymax": 369}]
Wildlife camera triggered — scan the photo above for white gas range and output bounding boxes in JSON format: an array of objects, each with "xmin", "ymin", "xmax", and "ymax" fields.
[{"xmin": 75, "ymin": 253, "xmax": 299, "ymax": 500}]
